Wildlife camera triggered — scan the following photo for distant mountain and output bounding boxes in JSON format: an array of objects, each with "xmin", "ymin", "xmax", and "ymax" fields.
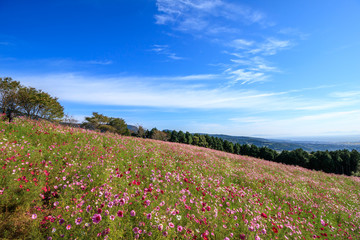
[
  {"xmin": 127, "ymin": 124, "xmax": 138, "ymax": 133},
  {"xmin": 208, "ymin": 134, "xmax": 360, "ymax": 152}
]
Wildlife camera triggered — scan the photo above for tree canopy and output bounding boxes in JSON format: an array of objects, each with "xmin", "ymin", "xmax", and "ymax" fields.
[
  {"xmin": 0, "ymin": 77, "xmax": 64, "ymax": 121},
  {"xmin": 81, "ymin": 112, "xmax": 130, "ymax": 136}
]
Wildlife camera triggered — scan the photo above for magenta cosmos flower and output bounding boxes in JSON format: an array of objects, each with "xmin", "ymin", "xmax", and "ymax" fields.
[
  {"xmin": 117, "ymin": 210, "xmax": 124, "ymax": 217},
  {"xmin": 92, "ymin": 214, "xmax": 102, "ymax": 224},
  {"xmin": 130, "ymin": 210, "xmax": 136, "ymax": 216}
]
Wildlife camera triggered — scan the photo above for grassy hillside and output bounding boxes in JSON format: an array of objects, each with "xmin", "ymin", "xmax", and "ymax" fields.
[{"xmin": 0, "ymin": 118, "xmax": 359, "ymax": 239}]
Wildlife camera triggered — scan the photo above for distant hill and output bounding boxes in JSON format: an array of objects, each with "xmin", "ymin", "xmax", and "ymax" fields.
[
  {"xmin": 208, "ymin": 134, "xmax": 360, "ymax": 152},
  {"xmin": 127, "ymin": 124, "xmax": 138, "ymax": 133}
]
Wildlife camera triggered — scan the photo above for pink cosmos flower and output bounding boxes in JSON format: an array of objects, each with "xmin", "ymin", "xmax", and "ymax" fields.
[
  {"xmin": 130, "ymin": 210, "xmax": 136, "ymax": 216},
  {"xmin": 31, "ymin": 214, "xmax": 37, "ymax": 219},
  {"xmin": 169, "ymin": 222, "xmax": 174, "ymax": 228},
  {"xmin": 66, "ymin": 224, "xmax": 71, "ymax": 230},
  {"xmin": 177, "ymin": 226, "xmax": 184, "ymax": 232},
  {"xmin": 92, "ymin": 214, "xmax": 102, "ymax": 224}
]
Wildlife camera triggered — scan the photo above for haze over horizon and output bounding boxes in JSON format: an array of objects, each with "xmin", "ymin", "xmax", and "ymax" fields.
[{"xmin": 1, "ymin": 0, "xmax": 360, "ymax": 139}]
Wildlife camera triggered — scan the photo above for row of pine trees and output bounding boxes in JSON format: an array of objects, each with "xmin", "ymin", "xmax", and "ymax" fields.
[{"xmin": 137, "ymin": 128, "xmax": 360, "ymax": 176}]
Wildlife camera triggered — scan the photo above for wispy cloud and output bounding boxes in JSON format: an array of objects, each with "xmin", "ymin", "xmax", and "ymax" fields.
[
  {"xmin": 248, "ymin": 38, "xmax": 291, "ymax": 56},
  {"xmin": 331, "ymin": 90, "xmax": 360, "ymax": 99},
  {"xmin": 225, "ymin": 68, "xmax": 268, "ymax": 84},
  {"xmin": 223, "ymin": 53, "xmax": 279, "ymax": 84},
  {"xmin": 86, "ymin": 60, "xmax": 113, "ymax": 65},
  {"xmin": 278, "ymin": 27, "xmax": 309, "ymax": 40},
  {"xmin": 15, "ymin": 73, "xmax": 347, "ymax": 113},
  {"xmin": 230, "ymin": 39, "xmax": 254, "ymax": 49},
  {"xmin": 155, "ymin": 0, "xmax": 266, "ymax": 34},
  {"xmin": 154, "ymin": 1, "xmax": 297, "ymax": 86},
  {"xmin": 151, "ymin": 44, "xmax": 184, "ymax": 60}
]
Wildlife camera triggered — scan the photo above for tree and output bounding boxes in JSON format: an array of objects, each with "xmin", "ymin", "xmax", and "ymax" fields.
[
  {"xmin": 234, "ymin": 143, "xmax": 241, "ymax": 155},
  {"xmin": 136, "ymin": 125, "xmax": 146, "ymax": 138},
  {"xmin": 240, "ymin": 144, "xmax": 251, "ymax": 156},
  {"xmin": 198, "ymin": 135, "xmax": 208, "ymax": 147},
  {"xmin": 185, "ymin": 131, "xmax": 193, "ymax": 145},
  {"xmin": 205, "ymin": 135, "xmax": 215, "ymax": 149},
  {"xmin": 0, "ymin": 77, "xmax": 21, "ymax": 121},
  {"xmin": 170, "ymin": 130, "xmax": 179, "ymax": 142},
  {"xmin": 215, "ymin": 138, "xmax": 224, "ymax": 151},
  {"xmin": 17, "ymin": 86, "xmax": 64, "ymax": 120},
  {"xmin": 349, "ymin": 150, "xmax": 360, "ymax": 175},
  {"xmin": 81, "ymin": 112, "xmax": 109, "ymax": 130},
  {"xmin": 178, "ymin": 130, "xmax": 186, "ymax": 143},
  {"xmin": 81, "ymin": 113, "xmax": 130, "ymax": 136},
  {"xmin": 109, "ymin": 117, "xmax": 130, "ymax": 136},
  {"xmin": 223, "ymin": 140, "xmax": 234, "ymax": 153},
  {"xmin": 151, "ymin": 129, "xmax": 169, "ymax": 141},
  {"xmin": 192, "ymin": 135, "xmax": 200, "ymax": 146},
  {"xmin": 259, "ymin": 147, "xmax": 276, "ymax": 161}
]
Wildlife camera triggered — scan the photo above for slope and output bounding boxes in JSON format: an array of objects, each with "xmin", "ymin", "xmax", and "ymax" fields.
[{"xmin": 0, "ymin": 117, "xmax": 359, "ymax": 239}]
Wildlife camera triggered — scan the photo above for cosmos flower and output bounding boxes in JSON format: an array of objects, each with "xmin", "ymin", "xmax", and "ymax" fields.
[
  {"xmin": 130, "ymin": 210, "xmax": 136, "ymax": 216},
  {"xmin": 75, "ymin": 217, "xmax": 82, "ymax": 225},
  {"xmin": 92, "ymin": 214, "xmax": 102, "ymax": 224}
]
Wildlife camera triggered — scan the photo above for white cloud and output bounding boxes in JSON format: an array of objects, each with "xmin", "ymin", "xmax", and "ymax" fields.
[
  {"xmin": 331, "ymin": 90, "xmax": 360, "ymax": 99},
  {"xmin": 248, "ymin": 38, "xmax": 291, "ymax": 56},
  {"xmin": 155, "ymin": 0, "xmax": 266, "ymax": 34},
  {"xmin": 86, "ymin": 60, "xmax": 112, "ymax": 65},
  {"xmin": 16, "ymin": 72, "xmax": 314, "ymax": 111},
  {"xmin": 226, "ymin": 68, "xmax": 268, "ymax": 84},
  {"xmin": 228, "ymin": 117, "xmax": 268, "ymax": 124},
  {"xmin": 278, "ymin": 27, "xmax": 309, "ymax": 40},
  {"xmin": 231, "ymin": 39, "xmax": 254, "ymax": 49},
  {"xmin": 151, "ymin": 44, "xmax": 184, "ymax": 60}
]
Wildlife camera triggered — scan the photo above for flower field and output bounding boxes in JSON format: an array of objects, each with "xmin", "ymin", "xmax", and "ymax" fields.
[{"xmin": 0, "ymin": 118, "xmax": 359, "ymax": 239}]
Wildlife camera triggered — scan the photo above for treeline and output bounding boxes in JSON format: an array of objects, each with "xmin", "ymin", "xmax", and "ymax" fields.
[
  {"xmin": 136, "ymin": 128, "xmax": 360, "ymax": 176},
  {"xmin": 80, "ymin": 113, "xmax": 360, "ymax": 176}
]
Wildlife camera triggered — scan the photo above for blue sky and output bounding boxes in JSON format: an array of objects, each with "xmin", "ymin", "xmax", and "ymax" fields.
[{"xmin": 1, "ymin": 0, "xmax": 360, "ymax": 139}]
